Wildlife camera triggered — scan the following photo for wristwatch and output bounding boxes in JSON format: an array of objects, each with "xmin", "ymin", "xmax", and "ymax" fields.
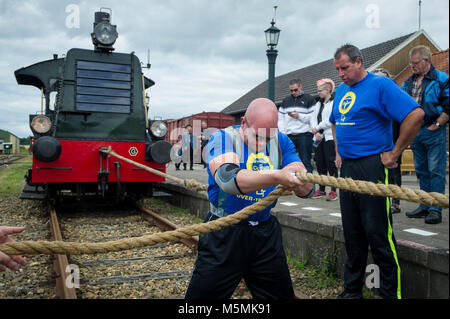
[{"xmin": 434, "ymin": 121, "xmax": 441, "ymax": 127}]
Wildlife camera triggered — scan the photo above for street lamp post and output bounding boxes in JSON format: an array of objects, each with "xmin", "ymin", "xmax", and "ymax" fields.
[{"xmin": 264, "ymin": 19, "xmax": 280, "ymax": 102}]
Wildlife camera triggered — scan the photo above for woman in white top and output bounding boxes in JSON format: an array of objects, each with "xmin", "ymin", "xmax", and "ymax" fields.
[{"xmin": 310, "ymin": 78, "xmax": 339, "ymax": 201}]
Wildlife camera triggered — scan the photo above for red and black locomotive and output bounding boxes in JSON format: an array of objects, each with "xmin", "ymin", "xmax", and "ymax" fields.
[{"xmin": 15, "ymin": 9, "xmax": 172, "ymax": 202}]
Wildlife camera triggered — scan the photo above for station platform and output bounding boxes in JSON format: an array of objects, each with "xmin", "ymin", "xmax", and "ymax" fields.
[{"xmin": 156, "ymin": 163, "xmax": 449, "ymax": 299}]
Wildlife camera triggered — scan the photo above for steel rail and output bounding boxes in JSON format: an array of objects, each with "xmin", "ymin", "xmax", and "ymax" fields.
[
  {"xmin": 48, "ymin": 203, "xmax": 77, "ymax": 299},
  {"xmin": 137, "ymin": 202, "xmax": 306, "ymax": 299},
  {"xmin": 137, "ymin": 204, "xmax": 199, "ymax": 250}
]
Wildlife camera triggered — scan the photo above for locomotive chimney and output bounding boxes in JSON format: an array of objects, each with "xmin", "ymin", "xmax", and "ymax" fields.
[{"xmin": 94, "ymin": 11, "xmax": 110, "ymax": 26}]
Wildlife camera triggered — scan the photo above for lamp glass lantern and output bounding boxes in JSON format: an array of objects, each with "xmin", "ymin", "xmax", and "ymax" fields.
[{"xmin": 264, "ymin": 20, "xmax": 280, "ymax": 49}]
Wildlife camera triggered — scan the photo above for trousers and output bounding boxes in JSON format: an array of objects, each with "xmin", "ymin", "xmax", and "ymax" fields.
[
  {"xmin": 410, "ymin": 125, "xmax": 447, "ymax": 213},
  {"xmin": 340, "ymin": 154, "xmax": 401, "ymax": 299},
  {"xmin": 314, "ymin": 139, "xmax": 338, "ymax": 192},
  {"xmin": 288, "ymin": 133, "xmax": 313, "ymax": 173},
  {"xmin": 185, "ymin": 214, "xmax": 295, "ymax": 299}
]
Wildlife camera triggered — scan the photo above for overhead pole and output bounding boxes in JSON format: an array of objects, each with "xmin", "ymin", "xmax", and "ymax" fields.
[{"xmin": 419, "ymin": 0, "xmax": 422, "ymax": 30}]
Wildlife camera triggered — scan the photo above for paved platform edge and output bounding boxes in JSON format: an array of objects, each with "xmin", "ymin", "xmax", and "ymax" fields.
[{"xmin": 153, "ymin": 181, "xmax": 449, "ymax": 299}]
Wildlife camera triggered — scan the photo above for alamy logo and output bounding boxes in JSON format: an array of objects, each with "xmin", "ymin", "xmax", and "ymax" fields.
[
  {"xmin": 365, "ymin": 4, "xmax": 380, "ymax": 29},
  {"xmin": 65, "ymin": 264, "xmax": 80, "ymax": 288},
  {"xmin": 365, "ymin": 264, "xmax": 380, "ymax": 289},
  {"xmin": 65, "ymin": 4, "xmax": 80, "ymax": 29}
]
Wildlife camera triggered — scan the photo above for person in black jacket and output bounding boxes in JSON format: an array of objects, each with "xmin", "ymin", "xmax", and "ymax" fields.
[{"xmin": 278, "ymin": 79, "xmax": 316, "ymax": 173}]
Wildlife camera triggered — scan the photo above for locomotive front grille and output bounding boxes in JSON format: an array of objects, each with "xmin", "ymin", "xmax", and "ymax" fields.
[{"xmin": 76, "ymin": 61, "xmax": 132, "ymax": 113}]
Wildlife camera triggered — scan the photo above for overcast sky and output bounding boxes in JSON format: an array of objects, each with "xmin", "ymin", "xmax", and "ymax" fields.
[{"xmin": 0, "ymin": 0, "xmax": 448, "ymax": 138}]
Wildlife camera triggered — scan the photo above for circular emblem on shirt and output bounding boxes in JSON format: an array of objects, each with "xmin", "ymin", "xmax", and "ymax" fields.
[
  {"xmin": 246, "ymin": 153, "xmax": 273, "ymax": 171},
  {"xmin": 338, "ymin": 91, "xmax": 356, "ymax": 115}
]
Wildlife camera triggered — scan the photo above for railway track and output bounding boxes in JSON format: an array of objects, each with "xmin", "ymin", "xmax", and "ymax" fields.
[
  {"xmin": 1, "ymin": 196, "xmax": 303, "ymax": 299},
  {"xmin": 49, "ymin": 201, "xmax": 200, "ymax": 299},
  {"xmin": 0, "ymin": 196, "xmax": 251, "ymax": 299},
  {"xmin": 0, "ymin": 154, "xmax": 27, "ymax": 168}
]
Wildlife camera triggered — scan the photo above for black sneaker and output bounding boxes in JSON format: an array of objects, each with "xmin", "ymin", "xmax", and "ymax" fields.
[
  {"xmin": 425, "ymin": 211, "xmax": 442, "ymax": 224},
  {"xmin": 405, "ymin": 207, "xmax": 428, "ymax": 218},
  {"xmin": 336, "ymin": 291, "xmax": 363, "ymax": 299}
]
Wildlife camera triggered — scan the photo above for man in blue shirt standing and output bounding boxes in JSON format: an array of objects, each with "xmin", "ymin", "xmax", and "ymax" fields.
[
  {"xmin": 185, "ymin": 98, "xmax": 314, "ymax": 299},
  {"xmin": 330, "ymin": 44, "xmax": 424, "ymax": 299}
]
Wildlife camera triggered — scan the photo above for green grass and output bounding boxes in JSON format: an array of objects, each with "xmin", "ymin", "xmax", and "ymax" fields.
[
  {"xmin": 145, "ymin": 198, "xmax": 166, "ymax": 206},
  {"xmin": 0, "ymin": 156, "xmax": 32, "ymax": 194},
  {"xmin": 286, "ymin": 248, "xmax": 341, "ymax": 290},
  {"xmin": 169, "ymin": 206, "xmax": 190, "ymax": 214},
  {"xmin": 286, "ymin": 249, "xmax": 381, "ymax": 298},
  {"xmin": 286, "ymin": 249, "xmax": 309, "ymax": 271}
]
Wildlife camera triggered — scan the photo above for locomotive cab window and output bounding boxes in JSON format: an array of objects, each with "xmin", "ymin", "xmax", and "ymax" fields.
[
  {"xmin": 76, "ymin": 60, "xmax": 132, "ymax": 113},
  {"xmin": 48, "ymin": 78, "xmax": 60, "ymax": 112},
  {"xmin": 49, "ymin": 91, "xmax": 57, "ymax": 111}
]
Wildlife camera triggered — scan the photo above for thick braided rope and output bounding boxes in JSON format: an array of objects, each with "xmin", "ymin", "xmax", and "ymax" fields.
[
  {"xmin": 295, "ymin": 172, "xmax": 448, "ymax": 208},
  {"xmin": 102, "ymin": 147, "xmax": 448, "ymax": 207},
  {"xmin": 0, "ymin": 187, "xmax": 289, "ymax": 255},
  {"xmin": 101, "ymin": 147, "xmax": 208, "ymax": 198},
  {"xmin": 1, "ymin": 148, "xmax": 447, "ymax": 255}
]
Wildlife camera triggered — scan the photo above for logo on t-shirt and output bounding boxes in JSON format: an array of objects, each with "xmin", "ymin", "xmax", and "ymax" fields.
[
  {"xmin": 338, "ymin": 91, "xmax": 356, "ymax": 120},
  {"xmin": 246, "ymin": 153, "xmax": 273, "ymax": 171}
]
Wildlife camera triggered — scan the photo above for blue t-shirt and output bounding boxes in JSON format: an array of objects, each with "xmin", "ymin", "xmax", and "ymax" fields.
[
  {"xmin": 329, "ymin": 72, "xmax": 419, "ymax": 159},
  {"xmin": 206, "ymin": 126, "xmax": 301, "ymax": 222}
]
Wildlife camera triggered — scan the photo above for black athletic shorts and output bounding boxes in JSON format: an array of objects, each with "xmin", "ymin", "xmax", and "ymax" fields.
[{"xmin": 185, "ymin": 214, "xmax": 295, "ymax": 299}]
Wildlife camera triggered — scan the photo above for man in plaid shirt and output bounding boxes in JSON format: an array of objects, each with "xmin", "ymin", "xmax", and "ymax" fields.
[{"xmin": 401, "ymin": 45, "xmax": 449, "ymax": 224}]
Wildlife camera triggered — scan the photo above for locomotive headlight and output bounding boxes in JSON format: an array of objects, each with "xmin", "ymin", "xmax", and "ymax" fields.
[
  {"xmin": 30, "ymin": 115, "xmax": 52, "ymax": 134},
  {"xmin": 150, "ymin": 120, "xmax": 168, "ymax": 138},
  {"xmin": 94, "ymin": 22, "xmax": 118, "ymax": 46}
]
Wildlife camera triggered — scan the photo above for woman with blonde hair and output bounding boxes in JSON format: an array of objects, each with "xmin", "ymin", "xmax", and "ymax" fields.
[{"xmin": 310, "ymin": 78, "xmax": 339, "ymax": 201}]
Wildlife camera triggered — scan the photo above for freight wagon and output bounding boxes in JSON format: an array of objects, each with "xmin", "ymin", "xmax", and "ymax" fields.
[{"xmin": 166, "ymin": 112, "xmax": 235, "ymax": 145}]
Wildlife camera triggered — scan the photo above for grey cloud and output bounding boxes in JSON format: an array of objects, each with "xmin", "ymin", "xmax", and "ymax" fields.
[{"xmin": 0, "ymin": 0, "xmax": 448, "ymax": 138}]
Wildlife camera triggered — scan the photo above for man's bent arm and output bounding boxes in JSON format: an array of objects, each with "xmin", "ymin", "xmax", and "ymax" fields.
[
  {"xmin": 391, "ymin": 107, "xmax": 424, "ymax": 160},
  {"xmin": 331, "ymin": 123, "xmax": 342, "ymax": 168},
  {"xmin": 209, "ymin": 153, "xmax": 306, "ymax": 194}
]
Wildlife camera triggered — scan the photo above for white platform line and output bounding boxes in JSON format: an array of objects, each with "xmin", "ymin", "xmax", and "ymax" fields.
[
  {"xmin": 329, "ymin": 213, "xmax": 342, "ymax": 217},
  {"xmin": 280, "ymin": 202, "xmax": 298, "ymax": 207},
  {"xmin": 403, "ymin": 228, "xmax": 438, "ymax": 237},
  {"xmin": 302, "ymin": 207, "xmax": 322, "ymax": 211}
]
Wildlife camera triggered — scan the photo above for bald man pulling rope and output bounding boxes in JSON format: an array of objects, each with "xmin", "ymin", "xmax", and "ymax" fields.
[{"xmin": 185, "ymin": 98, "xmax": 314, "ymax": 299}]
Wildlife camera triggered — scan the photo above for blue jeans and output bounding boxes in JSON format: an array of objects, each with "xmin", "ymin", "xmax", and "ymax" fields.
[
  {"xmin": 288, "ymin": 133, "xmax": 313, "ymax": 173},
  {"xmin": 410, "ymin": 125, "xmax": 447, "ymax": 213}
]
